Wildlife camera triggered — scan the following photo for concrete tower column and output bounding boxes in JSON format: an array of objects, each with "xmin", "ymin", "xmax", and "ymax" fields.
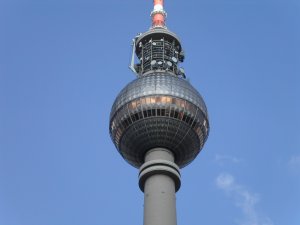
[{"xmin": 139, "ymin": 148, "xmax": 181, "ymax": 225}]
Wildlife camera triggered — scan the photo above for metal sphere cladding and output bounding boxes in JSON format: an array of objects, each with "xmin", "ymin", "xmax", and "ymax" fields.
[{"xmin": 109, "ymin": 73, "xmax": 209, "ymax": 168}]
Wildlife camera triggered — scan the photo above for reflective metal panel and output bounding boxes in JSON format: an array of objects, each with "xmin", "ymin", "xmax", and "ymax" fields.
[{"xmin": 109, "ymin": 73, "xmax": 209, "ymax": 168}]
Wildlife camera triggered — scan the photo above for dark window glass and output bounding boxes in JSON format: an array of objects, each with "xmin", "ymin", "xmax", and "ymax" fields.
[
  {"xmin": 187, "ymin": 116, "xmax": 192, "ymax": 125},
  {"xmin": 174, "ymin": 111, "xmax": 179, "ymax": 118},
  {"xmin": 152, "ymin": 109, "xmax": 156, "ymax": 116},
  {"xmin": 126, "ymin": 118, "xmax": 132, "ymax": 125},
  {"xmin": 165, "ymin": 108, "xmax": 170, "ymax": 117},
  {"xmin": 116, "ymin": 117, "xmax": 124, "ymax": 130},
  {"xmin": 134, "ymin": 113, "xmax": 139, "ymax": 120},
  {"xmin": 138, "ymin": 112, "xmax": 143, "ymax": 119},
  {"xmin": 143, "ymin": 111, "xmax": 148, "ymax": 118},
  {"xmin": 131, "ymin": 115, "xmax": 136, "ymax": 122},
  {"xmin": 161, "ymin": 109, "xmax": 166, "ymax": 116},
  {"xmin": 122, "ymin": 120, "xmax": 127, "ymax": 128},
  {"xmin": 170, "ymin": 109, "xmax": 175, "ymax": 117},
  {"xmin": 157, "ymin": 109, "xmax": 161, "ymax": 116}
]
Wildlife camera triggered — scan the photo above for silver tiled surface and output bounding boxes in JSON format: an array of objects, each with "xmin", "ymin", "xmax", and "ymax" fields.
[
  {"xmin": 111, "ymin": 73, "xmax": 208, "ymax": 117},
  {"xmin": 109, "ymin": 73, "xmax": 209, "ymax": 168}
]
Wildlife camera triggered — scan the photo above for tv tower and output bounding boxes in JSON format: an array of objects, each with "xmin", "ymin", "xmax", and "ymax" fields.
[{"xmin": 109, "ymin": 1, "xmax": 209, "ymax": 225}]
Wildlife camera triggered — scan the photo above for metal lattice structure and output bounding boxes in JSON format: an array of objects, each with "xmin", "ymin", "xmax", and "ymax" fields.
[{"xmin": 134, "ymin": 29, "xmax": 184, "ymax": 76}]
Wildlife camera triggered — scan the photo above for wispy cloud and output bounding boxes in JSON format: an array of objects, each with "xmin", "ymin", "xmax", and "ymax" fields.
[
  {"xmin": 216, "ymin": 173, "xmax": 273, "ymax": 225},
  {"xmin": 214, "ymin": 154, "xmax": 242, "ymax": 165}
]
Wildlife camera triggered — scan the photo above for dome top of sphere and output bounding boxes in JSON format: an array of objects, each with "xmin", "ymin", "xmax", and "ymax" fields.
[{"xmin": 110, "ymin": 73, "xmax": 208, "ymax": 119}]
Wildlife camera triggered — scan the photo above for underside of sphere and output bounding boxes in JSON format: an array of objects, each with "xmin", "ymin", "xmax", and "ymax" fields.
[{"xmin": 109, "ymin": 73, "xmax": 209, "ymax": 168}]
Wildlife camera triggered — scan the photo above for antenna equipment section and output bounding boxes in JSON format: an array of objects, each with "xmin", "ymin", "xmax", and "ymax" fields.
[{"xmin": 131, "ymin": 29, "xmax": 186, "ymax": 78}]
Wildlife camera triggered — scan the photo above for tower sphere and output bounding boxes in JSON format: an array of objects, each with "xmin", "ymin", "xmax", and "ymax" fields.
[{"xmin": 109, "ymin": 72, "xmax": 209, "ymax": 168}]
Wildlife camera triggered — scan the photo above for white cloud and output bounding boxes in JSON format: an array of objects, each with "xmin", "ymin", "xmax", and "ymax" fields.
[
  {"xmin": 215, "ymin": 154, "xmax": 242, "ymax": 165},
  {"xmin": 216, "ymin": 173, "xmax": 235, "ymax": 190},
  {"xmin": 216, "ymin": 173, "xmax": 273, "ymax": 225}
]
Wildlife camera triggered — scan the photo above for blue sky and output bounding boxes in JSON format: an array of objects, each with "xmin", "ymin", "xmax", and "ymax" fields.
[{"xmin": 0, "ymin": 0, "xmax": 299, "ymax": 225}]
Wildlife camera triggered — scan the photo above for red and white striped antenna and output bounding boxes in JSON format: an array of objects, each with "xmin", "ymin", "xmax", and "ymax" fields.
[{"xmin": 151, "ymin": 0, "xmax": 167, "ymax": 28}]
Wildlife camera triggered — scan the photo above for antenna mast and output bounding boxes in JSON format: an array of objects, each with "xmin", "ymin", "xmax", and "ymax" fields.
[{"xmin": 151, "ymin": 0, "xmax": 167, "ymax": 28}]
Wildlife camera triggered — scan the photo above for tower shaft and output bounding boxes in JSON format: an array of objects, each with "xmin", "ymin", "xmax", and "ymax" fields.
[{"xmin": 139, "ymin": 148, "xmax": 181, "ymax": 225}]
